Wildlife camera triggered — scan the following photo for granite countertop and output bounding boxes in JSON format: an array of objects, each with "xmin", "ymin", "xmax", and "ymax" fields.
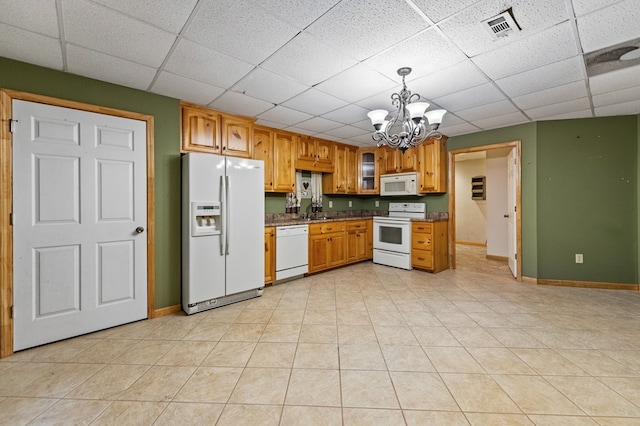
[{"xmin": 265, "ymin": 210, "xmax": 448, "ymax": 227}]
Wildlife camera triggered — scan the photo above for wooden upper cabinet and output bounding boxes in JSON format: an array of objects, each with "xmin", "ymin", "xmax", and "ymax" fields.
[
  {"xmin": 418, "ymin": 136, "xmax": 448, "ymax": 193},
  {"xmin": 345, "ymin": 145, "xmax": 358, "ymax": 194},
  {"xmin": 252, "ymin": 126, "xmax": 296, "ymax": 193},
  {"xmin": 296, "ymin": 136, "xmax": 334, "ymax": 172},
  {"xmin": 221, "ymin": 115, "xmax": 252, "ymax": 158},
  {"xmin": 181, "ymin": 105, "xmax": 220, "ymax": 152},
  {"xmin": 272, "ymin": 131, "xmax": 296, "ymax": 192},
  {"xmin": 323, "ymin": 143, "xmax": 358, "ymax": 194},
  {"xmin": 252, "ymin": 126, "xmax": 274, "ymax": 191},
  {"xmin": 181, "ymin": 103, "xmax": 253, "ymax": 158},
  {"xmin": 357, "ymin": 148, "xmax": 379, "ymax": 194},
  {"xmin": 379, "ymin": 145, "xmax": 418, "ymax": 174}
]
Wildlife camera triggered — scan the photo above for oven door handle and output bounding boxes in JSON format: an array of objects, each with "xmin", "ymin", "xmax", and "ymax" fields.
[{"xmin": 374, "ymin": 219, "xmax": 408, "ymax": 226}]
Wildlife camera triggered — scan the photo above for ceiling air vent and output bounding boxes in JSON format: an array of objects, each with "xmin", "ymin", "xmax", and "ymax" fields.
[{"xmin": 482, "ymin": 8, "xmax": 521, "ymax": 40}]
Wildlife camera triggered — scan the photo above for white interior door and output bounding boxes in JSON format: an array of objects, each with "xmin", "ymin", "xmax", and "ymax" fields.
[
  {"xmin": 12, "ymin": 100, "xmax": 147, "ymax": 351},
  {"xmin": 507, "ymin": 148, "xmax": 517, "ymax": 277}
]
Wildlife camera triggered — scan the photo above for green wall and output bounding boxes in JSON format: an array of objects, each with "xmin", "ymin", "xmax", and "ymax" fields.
[
  {"xmin": 537, "ymin": 117, "xmax": 638, "ymax": 283},
  {"xmin": 0, "ymin": 57, "xmax": 182, "ymax": 308},
  {"xmin": 448, "ymin": 123, "xmax": 539, "ymax": 278}
]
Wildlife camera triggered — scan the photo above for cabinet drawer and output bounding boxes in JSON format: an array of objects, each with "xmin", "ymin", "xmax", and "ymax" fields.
[
  {"xmin": 412, "ymin": 249, "xmax": 433, "ymax": 269},
  {"xmin": 346, "ymin": 220, "xmax": 367, "ymax": 231},
  {"xmin": 412, "ymin": 233, "xmax": 432, "ymax": 251},
  {"xmin": 412, "ymin": 222, "xmax": 432, "ymax": 233},
  {"xmin": 309, "ymin": 221, "xmax": 345, "ymax": 235}
]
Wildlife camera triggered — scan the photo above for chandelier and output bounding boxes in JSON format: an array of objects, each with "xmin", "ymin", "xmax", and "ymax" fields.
[{"xmin": 367, "ymin": 67, "xmax": 447, "ymax": 153}]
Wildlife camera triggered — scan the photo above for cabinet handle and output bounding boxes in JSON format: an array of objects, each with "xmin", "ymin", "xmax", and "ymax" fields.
[
  {"xmin": 326, "ymin": 227, "xmax": 332, "ymax": 231},
  {"xmin": 418, "ymin": 240, "xmax": 425, "ymax": 244},
  {"xmin": 418, "ymin": 257, "xmax": 425, "ymax": 261},
  {"xmin": 265, "ymin": 242, "xmax": 268, "ymax": 251}
]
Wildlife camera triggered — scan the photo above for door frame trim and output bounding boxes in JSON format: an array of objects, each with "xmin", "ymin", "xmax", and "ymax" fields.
[
  {"xmin": 0, "ymin": 89, "xmax": 156, "ymax": 358},
  {"xmin": 447, "ymin": 140, "xmax": 522, "ymax": 280}
]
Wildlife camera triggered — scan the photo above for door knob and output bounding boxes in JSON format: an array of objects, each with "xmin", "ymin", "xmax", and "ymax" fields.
[
  {"xmin": 135, "ymin": 226, "xmax": 145, "ymax": 234},
  {"xmin": 503, "ymin": 214, "xmax": 510, "ymax": 218}
]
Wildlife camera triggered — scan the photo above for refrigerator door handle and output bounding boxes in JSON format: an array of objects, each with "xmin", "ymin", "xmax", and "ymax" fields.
[
  {"xmin": 219, "ymin": 175, "xmax": 225, "ymax": 256},
  {"xmin": 225, "ymin": 175, "xmax": 230, "ymax": 255}
]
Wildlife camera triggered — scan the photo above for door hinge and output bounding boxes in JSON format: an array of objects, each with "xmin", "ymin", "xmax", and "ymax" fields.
[
  {"xmin": 515, "ymin": 253, "xmax": 517, "ymax": 260},
  {"xmin": 10, "ymin": 306, "xmax": 13, "ymax": 319},
  {"xmin": 9, "ymin": 212, "xmax": 12, "ymax": 226},
  {"xmin": 9, "ymin": 119, "xmax": 18, "ymax": 133}
]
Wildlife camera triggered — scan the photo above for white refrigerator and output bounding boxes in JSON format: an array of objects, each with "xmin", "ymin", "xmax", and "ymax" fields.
[{"xmin": 182, "ymin": 152, "xmax": 265, "ymax": 315}]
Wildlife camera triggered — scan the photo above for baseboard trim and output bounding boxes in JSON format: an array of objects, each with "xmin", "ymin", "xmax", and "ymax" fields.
[
  {"xmin": 486, "ymin": 255, "xmax": 508, "ymax": 263},
  {"xmin": 537, "ymin": 279, "xmax": 639, "ymax": 291},
  {"xmin": 521, "ymin": 276, "xmax": 537, "ymax": 285},
  {"xmin": 153, "ymin": 304, "xmax": 182, "ymax": 318},
  {"xmin": 456, "ymin": 241, "xmax": 486, "ymax": 247}
]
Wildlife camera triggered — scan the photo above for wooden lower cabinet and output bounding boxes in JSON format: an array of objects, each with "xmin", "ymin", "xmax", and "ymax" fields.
[
  {"xmin": 346, "ymin": 220, "xmax": 368, "ymax": 263},
  {"xmin": 264, "ymin": 227, "xmax": 275, "ymax": 285},
  {"xmin": 308, "ymin": 221, "xmax": 346, "ymax": 273},
  {"xmin": 411, "ymin": 221, "xmax": 448, "ymax": 273}
]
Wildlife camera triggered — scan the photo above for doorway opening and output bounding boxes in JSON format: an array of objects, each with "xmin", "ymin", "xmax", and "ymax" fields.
[{"xmin": 448, "ymin": 141, "xmax": 522, "ymax": 280}]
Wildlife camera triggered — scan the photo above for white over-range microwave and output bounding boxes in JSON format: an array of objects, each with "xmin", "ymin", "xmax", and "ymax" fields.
[{"xmin": 380, "ymin": 172, "xmax": 422, "ymax": 196}]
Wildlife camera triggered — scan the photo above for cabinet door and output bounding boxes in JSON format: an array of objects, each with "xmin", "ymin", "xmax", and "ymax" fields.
[
  {"xmin": 380, "ymin": 146, "xmax": 399, "ymax": 174},
  {"xmin": 356, "ymin": 230, "xmax": 368, "ymax": 260},
  {"xmin": 273, "ymin": 132, "xmax": 296, "ymax": 192},
  {"xmin": 358, "ymin": 148, "xmax": 379, "ymax": 194},
  {"xmin": 221, "ymin": 116, "xmax": 252, "ymax": 158},
  {"xmin": 366, "ymin": 219, "xmax": 373, "ymax": 259},
  {"xmin": 346, "ymin": 230, "xmax": 358, "ymax": 263},
  {"xmin": 296, "ymin": 135, "xmax": 316, "ymax": 169},
  {"xmin": 253, "ymin": 127, "xmax": 274, "ymax": 191},
  {"xmin": 264, "ymin": 228, "xmax": 275, "ymax": 284},
  {"xmin": 182, "ymin": 106, "xmax": 220, "ymax": 153},
  {"xmin": 314, "ymin": 139, "xmax": 334, "ymax": 172},
  {"xmin": 400, "ymin": 147, "xmax": 418, "ymax": 172},
  {"xmin": 334, "ymin": 144, "xmax": 346, "ymax": 192},
  {"xmin": 328, "ymin": 232, "xmax": 346, "ymax": 267},
  {"xmin": 309, "ymin": 234, "xmax": 329, "ymax": 273},
  {"xmin": 345, "ymin": 145, "xmax": 358, "ymax": 193},
  {"xmin": 419, "ymin": 137, "xmax": 447, "ymax": 193}
]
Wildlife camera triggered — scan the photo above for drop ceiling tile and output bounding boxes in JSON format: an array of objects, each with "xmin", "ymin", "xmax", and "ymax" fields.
[
  {"xmin": 346, "ymin": 133, "xmax": 378, "ymax": 146},
  {"xmin": 572, "ymin": 0, "xmax": 620, "ymax": 17},
  {"xmin": 456, "ymin": 100, "xmax": 518, "ymax": 121},
  {"xmin": 323, "ymin": 125, "xmax": 369, "ymax": 139},
  {"xmin": 512, "ymin": 81, "xmax": 588, "ymax": 109},
  {"xmin": 294, "ymin": 117, "xmax": 343, "ymax": 133},
  {"xmin": 284, "ymin": 126, "xmax": 315, "ymax": 137},
  {"xmin": 364, "ymin": 28, "xmax": 467, "ymax": 81},
  {"xmin": 209, "ymin": 91, "xmax": 275, "ymax": 117},
  {"xmin": 354, "ymin": 85, "xmax": 403, "ymax": 111},
  {"xmin": 539, "ymin": 109, "xmax": 594, "ymax": 120},
  {"xmin": 321, "ymin": 104, "xmax": 371, "ymax": 125},
  {"xmin": 0, "ymin": 0, "xmax": 59, "ymax": 37},
  {"xmin": 496, "ymin": 56, "xmax": 585, "ymax": 97},
  {"xmin": 261, "ymin": 32, "xmax": 358, "ymax": 86},
  {"xmin": 305, "ymin": 0, "xmax": 428, "ymax": 61},
  {"xmin": 62, "ymin": 0, "xmax": 176, "ymax": 67},
  {"xmin": 152, "ymin": 72, "xmax": 225, "ymax": 105},
  {"xmin": 434, "ymin": 83, "xmax": 506, "ymax": 111},
  {"xmin": 164, "ymin": 39, "xmax": 254, "ymax": 88},
  {"xmin": 66, "ymin": 45, "xmax": 156, "ymax": 90},
  {"xmin": 472, "ymin": 111, "xmax": 530, "ymax": 130},
  {"xmin": 249, "ymin": 0, "xmax": 340, "ymax": 29},
  {"xmin": 281, "ymin": 89, "xmax": 348, "ymax": 116},
  {"xmin": 441, "ymin": 114, "xmax": 466, "ymax": 127},
  {"xmin": 594, "ymin": 99, "xmax": 640, "ymax": 116},
  {"xmin": 315, "ymin": 64, "xmax": 397, "ymax": 103},
  {"xmin": 411, "ymin": 0, "xmax": 481, "ymax": 22},
  {"xmin": 91, "ymin": 0, "xmax": 198, "ymax": 33},
  {"xmin": 408, "ymin": 60, "xmax": 491, "ymax": 99},
  {"xmin": 352, "ymin": 119, "xmax": 377, "ymax": 132},
  {"xmin": 231, "ymin": 68, "xmax": 308, "ymax": 104},
  {"xmin": 442, "ymin": 122, "xmax": 482, "ymax": 136},
  {"xmin": 525, "ymin": 97, "xmax": 592, "ymax": 120},
  {"xmin": 472, "ymin": 22, "xmax": 578, "ymax": 80},
  {"xmin": 257, "ymin": 105, "xmax": 313, "ymax": 126},
  {"xmin": 254, "ymin": 118, "xmax": 287, "ymax": 130},
  {"xmin": 439, "ymin": 0, "xmax": 570, "ymax": 57},
  {"xmin": 592, "ymin": 85, "xmax": 640, "ymax": 107},
  {"xmin": 0, "ymin": 24, "xmax": 63, "ymax": 69},
  {"xmin": 589, "ymin": 64, "xmax": 640, "ymax": 94},
  {"xmin": 577, "ymin": 0, "xmax": 640, "ymax": 53},
  {"xmin": 184, "ymin": 0, "xmax": 299, "ymax": 65}
]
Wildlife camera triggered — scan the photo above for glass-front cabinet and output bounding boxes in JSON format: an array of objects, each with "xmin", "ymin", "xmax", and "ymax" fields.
[{"xmin": 358, "ymin": 148, "xmax": 379, "ymax": 194}]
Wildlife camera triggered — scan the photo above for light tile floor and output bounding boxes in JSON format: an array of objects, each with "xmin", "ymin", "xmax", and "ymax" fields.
[{"xmin": 2, "ymin": 248, "xmax": 640, "ymax": 425}]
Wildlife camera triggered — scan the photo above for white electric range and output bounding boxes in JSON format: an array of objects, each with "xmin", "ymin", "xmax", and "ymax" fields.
[{"xmin": 373, "ymin": 203, "xmax": 426, "ymax": 270}]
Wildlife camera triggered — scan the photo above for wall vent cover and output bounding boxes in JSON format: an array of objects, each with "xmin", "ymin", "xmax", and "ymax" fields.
[{"xmin": 482, "ymin": 8, "xmax": 521, "ymax": 39}]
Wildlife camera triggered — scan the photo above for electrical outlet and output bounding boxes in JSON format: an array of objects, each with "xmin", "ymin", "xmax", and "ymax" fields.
[
  {"xmin": 375, "ymin": 200, "xmax": 379, "ymax": 207},
  {"xmin": 575, "ymin": 254, "xmax": 583, "ymax": 264},
  {"xmin": 348, "ymin": 200, "xmax": 352, "ymax": 207},
  {"xmin": 328, "ymin": 201, "xmax": 333, "ymax": 208}
]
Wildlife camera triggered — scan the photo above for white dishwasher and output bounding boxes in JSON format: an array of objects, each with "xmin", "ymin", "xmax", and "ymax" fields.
[{"xmin": 275, "ymin": 224, "xmax": 309, "ymax": 282}]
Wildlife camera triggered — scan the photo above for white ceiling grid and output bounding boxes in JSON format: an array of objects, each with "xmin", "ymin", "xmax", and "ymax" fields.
[{"xmin": 0, "ymin": 0, "xmax": 639, "ymax": 146}]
